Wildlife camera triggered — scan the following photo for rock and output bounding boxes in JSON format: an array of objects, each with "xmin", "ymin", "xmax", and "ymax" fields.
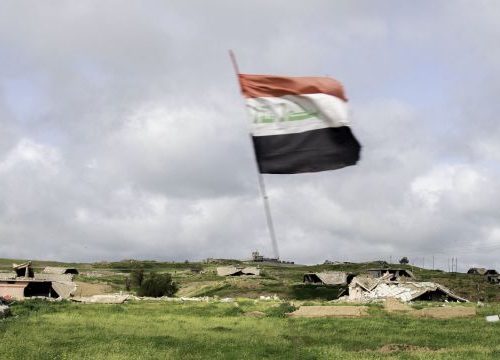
[
  {"xmin": 0, "ymin": 305, "xmax": 10, "ymax": 319},
  {"xmin": 220, "ymin": 297, "xmax": 234, "ymax": 303}
]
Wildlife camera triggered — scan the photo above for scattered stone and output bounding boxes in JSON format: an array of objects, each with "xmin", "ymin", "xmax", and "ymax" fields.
[
  {"xmin": 485, "ymin": 315, "xmax": 499, "ymax": 322},
  {"xmin": 220, "ymin": 297, "xmax": 235, "ymax": 303},
  {"xmin": 72, "ymin": 294, "xmax": 130, "ymax": 304}
]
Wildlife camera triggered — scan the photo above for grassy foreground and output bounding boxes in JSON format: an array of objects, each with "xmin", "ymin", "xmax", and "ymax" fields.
[{"xmin": 1, "ymin": 300, "xmax": 500, "ymax": 359}]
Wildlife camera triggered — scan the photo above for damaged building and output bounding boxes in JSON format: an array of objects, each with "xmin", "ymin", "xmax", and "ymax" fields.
[
  {"xmin": 217, "ymin": 266, "xmax": 260, "ymax": 276},
  {"xmin": 0, "ymin": 262, "xmax": 77, "ymax": 300},
  {"xmin": 348, "ymin": 275, "xmax": 467, "ymax": 302},
  {"xmin": 303, "ymin": 272, "xmax": 355, "ymax": 286},
  {"xmin": 366, "ymin": 268, "xmax": 415, "ymax": 280},
  {"xmin": 42, "ymin": 267, "xmax": 79, "ymax": 275},
  {"xmin": 467, "ymin": 268, "xmax": 500, "ymax": 284}
]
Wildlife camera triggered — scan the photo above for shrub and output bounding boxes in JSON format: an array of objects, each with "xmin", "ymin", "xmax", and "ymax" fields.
[
  {"xmin": 137, "ymin": 272, "xmax": 178, "ymax": 297},
  {"xmin": 266, "ymin": 302, "xmax": 297, "ymax": 318}
]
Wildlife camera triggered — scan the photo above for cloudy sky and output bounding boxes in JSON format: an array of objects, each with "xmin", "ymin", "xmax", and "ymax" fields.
[{"xmin": 1, "ymin": 1, "xmax": 499, "ymax": 270}]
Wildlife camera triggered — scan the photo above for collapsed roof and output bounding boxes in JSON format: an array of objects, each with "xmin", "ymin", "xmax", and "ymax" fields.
[
  {"xmin": 349, "ymin": 276, "xmax": 467, "ymax": 302},
  {"xmin": 217, "ymin": 266, "xmax": 260, "ymax": 276},
  {"xmin": 303, "ymin": 272, "xmax": 353, "ymax": 286},
  {"xmin": 467, "ymin": 268, "xmax": 498, "ymax": 276},
  {"xmin": 366, "ymin": 268, "xmax": 415, "ymax": 280},
  {"xmin": 42, "ymin": 267, "xmax": 79, "ymax": 275},
  {"xmin": 12, "ymin": 262, "xmax": 34, "ymax": 278}
]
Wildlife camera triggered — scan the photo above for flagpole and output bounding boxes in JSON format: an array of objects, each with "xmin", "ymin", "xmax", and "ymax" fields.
[{"xmin": 229, "ymin": 50, "xmax": 280, "ymax": 260}]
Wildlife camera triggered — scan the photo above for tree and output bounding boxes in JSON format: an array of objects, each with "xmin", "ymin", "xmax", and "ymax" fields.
[
  {"xmin": 399, "ymin": 257, "xmax": 409, "ymax": 265},
  {"xmin": 137, "ymin": 272, "xmax": 178, "ymax": 297},
  {"xmin": 130, "ymin": 266, "xmax": 144, "ymax": 288}
]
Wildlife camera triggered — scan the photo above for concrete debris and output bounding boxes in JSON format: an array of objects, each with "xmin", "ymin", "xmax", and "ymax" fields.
[
  {"xmin": 220, "ymin": 297, "xmax": 235, "ymax": 303},
  {"xmin": 42, "ymin": 267, "xmax": 79, "ymax": 275},
  {"xmin": 288, "ymin": 305, "xmax": 369, "ymax": 318},
  {"xmin": 486, "ymin": 315, "xmax": 500, "ymax": 322},
  {"xmin": 0, "ymin": 305, "xmax": 10, "ymax": 319},
  {"xmin": 12, "ymin": 262, "xmax": 34, "ymax": 278},
  {"xmin": 51, "ymin": 282, "xmax": 77, "ymax": 299},
  {"xmin": 72, "ymin": 294, "xmax": 130, "ymax": 304},
  {"xmin": 366, "ymin": 268, "xmax": 415, "ymax": 280},
  {"xmin": 217, "ymin": 266, "xmax": 260, "ymax": 276},
  {"xmin": 258, "ymin": 295, "xmax": 280, "ymax": 301},
  {"xmin": 35, "ymin": 274, "xmax": 74, "ymax": 282},
  {"xmin": 348, "ymin": 276, "xmax": 467, "ymax": 302}
]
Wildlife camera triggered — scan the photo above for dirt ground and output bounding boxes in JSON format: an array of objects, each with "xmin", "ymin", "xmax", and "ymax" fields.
[
  {"xmin": 375, "ymin": 344, "xmax": 436, "ymax": 353},
  {"xmin": 288, "ymin": 306, "xmax": 369, "ymax": 318},
  {"xmin": 74, "ymin": 281, "xmax": 113, "ymax": 297},
  {"xmin": 382, "ymin": 297, "xmax": 476, "ymax": 319},
  {"xmin": 409, "ymin": 306, "xmax": 476, "ymax": 319},
  {"xmin": 384, "ymin": 298, "xmax": 413, "ymax": 312}
]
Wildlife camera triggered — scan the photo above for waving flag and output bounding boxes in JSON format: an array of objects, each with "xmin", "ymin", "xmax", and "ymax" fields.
[{"xmin": 239, "ymin": 74, "xmax": 361, "ymax": 174}]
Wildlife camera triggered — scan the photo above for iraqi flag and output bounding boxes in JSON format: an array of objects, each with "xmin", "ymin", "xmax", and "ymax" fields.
[{"xmin": 239, "ymin": 74, "xmax": 361, "ymax": 174}]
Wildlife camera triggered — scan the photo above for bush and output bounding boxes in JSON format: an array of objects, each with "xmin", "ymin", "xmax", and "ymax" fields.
[
  {"xmin": 266, "ymin": 302, "xmax": 297, "ymax": 318},
  {"xmin": 137, "ymin": 272, "xmax": 178, "ymax": 297}
]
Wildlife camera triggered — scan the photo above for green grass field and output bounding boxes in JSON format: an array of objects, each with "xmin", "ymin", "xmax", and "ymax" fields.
[{"xmin": 1, "ymin": 300, "xmax": 500, "ymax": 359}]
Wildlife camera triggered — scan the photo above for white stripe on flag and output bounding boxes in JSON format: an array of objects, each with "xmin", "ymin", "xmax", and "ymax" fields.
[{"xmin": 246, "ymin": 93, "xmax": 349, "ymax": 137}]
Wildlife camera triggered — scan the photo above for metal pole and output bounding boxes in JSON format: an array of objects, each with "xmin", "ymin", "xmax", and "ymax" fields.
[{"xmin": 229, "ymin": 50, "xmax": 280, "ymax": 260}]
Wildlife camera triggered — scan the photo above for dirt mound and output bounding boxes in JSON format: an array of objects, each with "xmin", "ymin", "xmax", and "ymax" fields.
[
  {"xmin": 384, "ymin": 298, "xmax": 412, "ymax": 312},
  {"xmin": 410, "ymin": 306, "xmax": 476, "ymax": 319},
  {"xmin": 288, "ymin": 305, "xmax": 369, "ymax": 318},
  {"xmin": 74, "ymin": 281, "xmax": 113, "ymax": 297}
]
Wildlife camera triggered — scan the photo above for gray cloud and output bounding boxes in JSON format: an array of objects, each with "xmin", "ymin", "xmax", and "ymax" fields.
[{"xmin": 0, "ymin": 1, "xmax": 499, "ymax": 270}]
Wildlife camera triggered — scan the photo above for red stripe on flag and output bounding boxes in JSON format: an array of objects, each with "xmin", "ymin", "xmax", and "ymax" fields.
[{"xmin": 238, "ymin": 74, "xmax": 347, "ymax": 101}]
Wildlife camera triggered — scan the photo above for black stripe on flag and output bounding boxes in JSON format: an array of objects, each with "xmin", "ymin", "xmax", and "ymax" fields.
[{"xmin": 252, "ymin": 127, "xmax": 361, "ymax": 174}]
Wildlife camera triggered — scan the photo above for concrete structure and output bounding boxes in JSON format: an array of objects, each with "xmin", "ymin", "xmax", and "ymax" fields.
[
  {"xmin": 0, "ymin": 262, "xmax": 77, "ymax": 300},
  {"xmin": 467, "ymin": 268, "xmax": 500, "ymax": 284},
  {"xmin": 467, "ymin": 268, "xmax": 498, "ymax": 275},
  {"xmin": 366, "ymin": 268, "xmax": 415, "ymax": 280},
  {"xmin": 42, "ymin": 267, "xmax": 79, "ymax": 275},
  {"xmin": 348, "ymin": 275, "xmax": 467, "ymax": 302},
  {"xmin": 303, "ymin": 272, "xmax": 354, "ymax": 286},
  {"xmin": 217, "ymin": 266, "xmax": 260, "ymax": 276}
]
